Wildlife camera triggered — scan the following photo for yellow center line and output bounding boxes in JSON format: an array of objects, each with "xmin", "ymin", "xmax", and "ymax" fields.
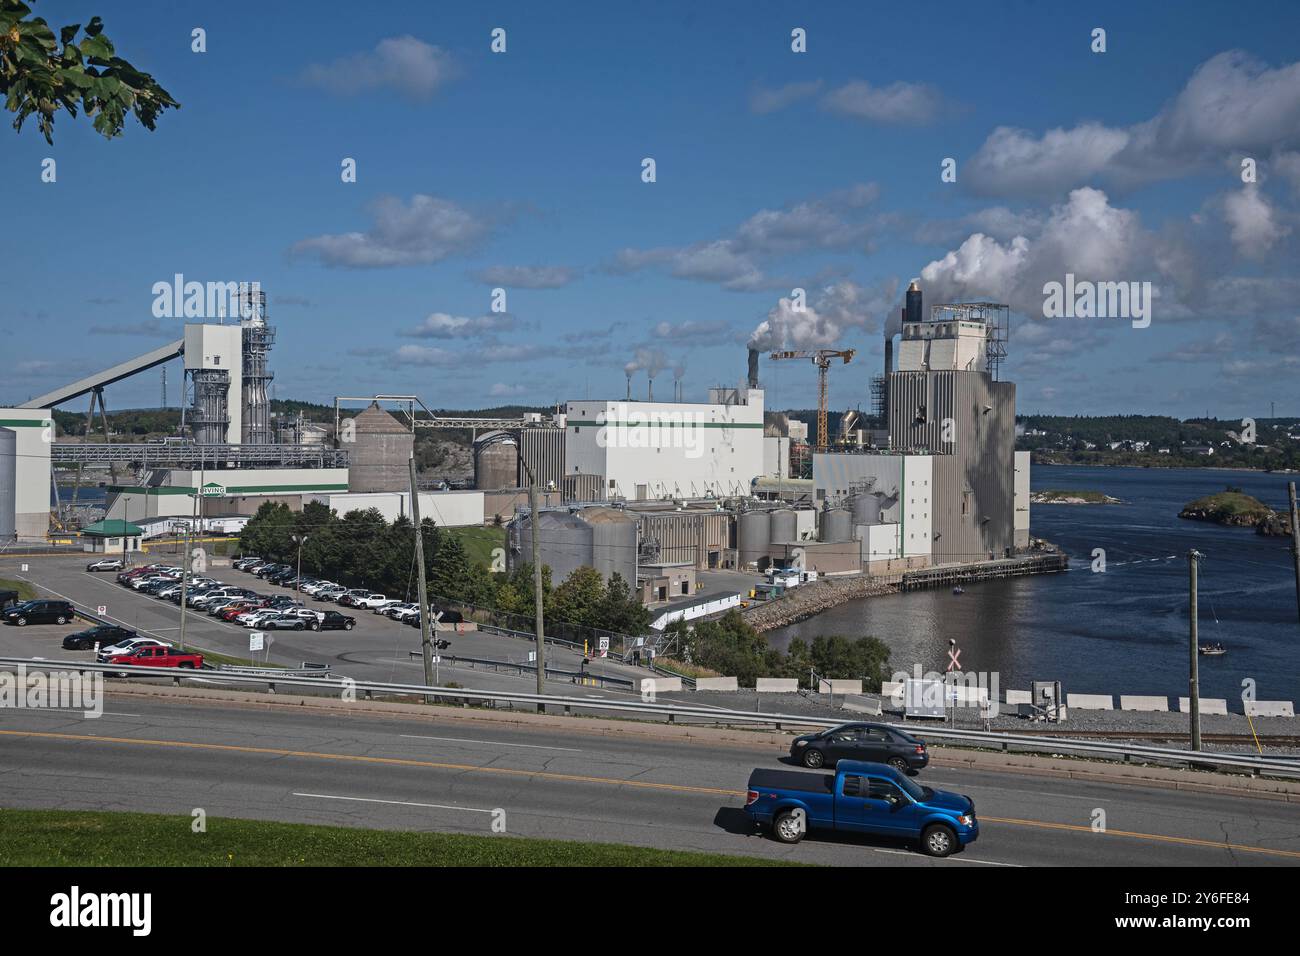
[
  {"xmin": 0, "ymin": 729, "xmax": 739, "ymax": 797},
  {"xmin": 5, "ymin": 729, "xmax": 1297, "ymax": 861}
]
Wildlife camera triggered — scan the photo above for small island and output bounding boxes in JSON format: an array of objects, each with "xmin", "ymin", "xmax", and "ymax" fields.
[
  {"xmin": 1031, "ymin": 489, "xmax": 1121, "ymax": 505},
  {"xmin": 1178, "ymin": 487, "xmax": 1290, "ymax": 535}
]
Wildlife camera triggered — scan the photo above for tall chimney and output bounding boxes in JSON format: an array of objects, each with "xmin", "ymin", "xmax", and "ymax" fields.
[
  {"xmin": 882, "ymin": 331, "xmax": 893, "ymax": 429},
  {"xmin": 626, "ymin": 375, "xmax": 632, "ymax": 400},
  {"xmin": 747, "ymin": 348, "xmax": 759, "ymax": 389},
  {"xmin": 906, "ymin": 279, "xmax": 923, "ymax": 325},
  {"xmin": 648, "ymin": 378, "xmax": 653, "ymax": 402}
]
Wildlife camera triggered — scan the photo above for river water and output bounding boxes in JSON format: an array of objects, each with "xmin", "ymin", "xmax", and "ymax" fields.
[{"xmin": 766, "ymin": 465, "xmax": 1299, "ymax": 702}]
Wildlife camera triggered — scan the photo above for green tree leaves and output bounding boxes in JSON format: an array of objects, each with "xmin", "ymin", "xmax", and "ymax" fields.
[{"xmin": 1, "ymin": 1, "xmax": 178, "ymax": 144}]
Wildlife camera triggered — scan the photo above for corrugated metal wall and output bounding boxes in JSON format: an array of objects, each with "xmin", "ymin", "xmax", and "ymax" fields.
[
  {"xmin": 518, "ymin": 427, "xmax": 565, "ymax": 490},
  {"xmin": 635, "ymin": 511, "xmax": 731, "ymax": 568},
  {"xmin": 889, "ymin": 370, "xmax": 1015, "ymax": 563}
]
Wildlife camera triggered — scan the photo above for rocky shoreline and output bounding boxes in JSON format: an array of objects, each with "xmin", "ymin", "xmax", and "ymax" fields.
[{"xmin": 742, "ymin": 575, "xmax": 897, "ymax": 632}]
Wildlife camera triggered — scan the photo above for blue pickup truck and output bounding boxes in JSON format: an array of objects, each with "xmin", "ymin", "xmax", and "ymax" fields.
[{"xmin": 744, "ymin": 760, "xmax": 979, "ymax": 857}]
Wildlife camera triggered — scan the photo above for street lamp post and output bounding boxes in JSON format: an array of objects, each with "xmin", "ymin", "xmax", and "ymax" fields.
[{"xmin": 292, "ymin": 533, "xmax": 309, "ymax": 592}]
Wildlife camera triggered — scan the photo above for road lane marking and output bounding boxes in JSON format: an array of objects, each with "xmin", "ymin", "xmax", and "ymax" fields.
[
  {"xmin": 399, "ymin": 734, "xmax": 583, "ymax": 753},
  {"xmin": 0, "ymin": 729, "xmax": 738, "ymax": 797},
  {"xmin": 979, "ymin": 815, "xmax": 1300, "ymax": 860},
  {"xmin": 870, "ymin": 846, "xmax": 1022, "ymax": 866},
  {"xmin": 5, "ymin": 727, "xmax": 1297, "ymax": 861},
  {"xmin": 293, "ymin": 792, "xmax": 494, "ymax": 813}
]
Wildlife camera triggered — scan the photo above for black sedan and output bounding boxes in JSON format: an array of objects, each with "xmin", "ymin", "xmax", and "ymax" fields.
[
  {"xmin": 62, "ymin": 624, "xmax": 138, "ymax": 651},
  {"xmin": 789, "ymin": 722, "xmax": 929, "ymax": 772}
]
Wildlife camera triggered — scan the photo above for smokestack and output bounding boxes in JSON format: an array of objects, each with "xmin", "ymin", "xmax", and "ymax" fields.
[
  {"xmin": 906, "ymin": 279, "xmax": 923, "ymax": 325},
  {"xmin": 882, "ymin": 331, "xmax": 893, "ymax": 428},
  {"xmin": 747, "ymin": 348, "xmax": 759, "ymax": 389},
  {"xmin": 626, "ymin": 374, "xmax": 632, "ymax": 400},
  {"xmin": 648, "ymin": 378, "xmax": 653, "ymax": 402}
]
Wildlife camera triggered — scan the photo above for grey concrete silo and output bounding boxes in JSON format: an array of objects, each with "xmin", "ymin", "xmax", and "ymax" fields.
[{"xmin": 347, "ymin": 403, "xmax": 413, "ymax": 493}]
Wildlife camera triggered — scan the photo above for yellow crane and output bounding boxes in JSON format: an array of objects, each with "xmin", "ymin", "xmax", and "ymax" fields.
[{"xmin": 768, "ymin": 348, "xmax": 856, "ymax": 451}]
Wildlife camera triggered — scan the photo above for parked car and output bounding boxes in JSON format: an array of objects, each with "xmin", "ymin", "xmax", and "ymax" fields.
[
  {"xmin": 386, "ymin": 603, "xmax": 420, "ymax": 622},
  {"xmin": 309, "ymin": 610, "xmax": 356, "ymax": 632},
  {"xmin": 104, "ymin": 644, "xmax": 204, "ymax": 675},
  {"xmin": 261, "ymin": 613, "xmax": 307, "ymax": 631},
  {"xmin": 86, "ymin": 558, "xmax": 124, "ymax": 572},
  {"xmin": 62, "ymin": 624, "xmax": 137, "ymax": 650},
  {"xmin": 238, "ymin": 609, "xmax": 283, "ymax": 628},
  {"xmin": 351, "ymin": 593, "xmax": 390, "ymax": 610},
  {"xmin": 371, "ymin": 600, "xmax": 403, "ymax": 614},
  {"xmin": 3, "ymin": 599, "xmax": 76, "ymax": 626},
  {"xmin": 789, "ymin": 722, "xmax": 929, "ymax": 772},
  {"xmin": 233, "ymin": 556, "xmax": 262, "ymax": 571},
  {"xmin": 315, "ymin": 586, "xmax": 347, "ymax": 601},
  {"xmin": 743, "ymin": 760, "xmax": 977, "ymax": 857},
  {"xmin": 97, "ymin": 636, "xmax": 169, "ymax": 659}
]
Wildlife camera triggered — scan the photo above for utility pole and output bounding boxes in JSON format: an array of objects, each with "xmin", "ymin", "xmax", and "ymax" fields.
[
  {"xmin": 409, "ymin": 456, "xmax": 434, "ymax": 694},
  {"xmin": 292, "ymin": 533, "xmax": 308, "ymax": 593},
  {"xmin": 1289, "ymin": 482, "xmax": 1300, "ymax": 626},
  {"xmin": 522, "ymin": 459, "xmax": 546, "ymax": 709},
  {"xmin": 178, "ymin": 518, "xmax": 192, "ymax": 652},
  {"xmin": 1188, "ymin": 549, "xmax": 1202, "ymax": 751}
]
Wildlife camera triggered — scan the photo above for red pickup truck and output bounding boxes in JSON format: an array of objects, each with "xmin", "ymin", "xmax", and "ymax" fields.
[{"xmin": 106, "ymin": 644, "xmax": 204, "ymax": 676}]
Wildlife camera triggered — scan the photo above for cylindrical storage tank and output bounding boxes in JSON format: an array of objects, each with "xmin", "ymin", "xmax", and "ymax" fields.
[
  {"xmin": 347, "ymin": 402, "xmax": 414, "ymax": 493},
  {"xmin": 583, "ymin": 507, "xmax": 638, "ymax": 585},
  {"xmin": 851, "ymin": 493, "xmax": 883, "ymax": 527},
  {"xmin": 820, "ymin": 507, "xmax": 853, "ymax": 543},
  {"xmin": 0, "ymin": 429, "xmax": 16, "ymax": 540},
  {"xmin": 474, "ymin": 431, "xmax": 519, "ymax": 490},
  {"xmin": 769, "ymin": 508, "xmax": 797, "ymax": 543},
  {"xmin": 737, "ymin": 510, "xmax": 770, "ymax": 565}
]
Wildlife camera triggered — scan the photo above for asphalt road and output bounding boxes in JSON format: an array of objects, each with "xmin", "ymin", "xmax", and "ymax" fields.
[
  {"xmin": 0, "ymin": 555, "xmax": 661, "ymax": 703},
  {"xmin": 1, "ymin": 696, "xmax": 1297, "ymax": 866}
]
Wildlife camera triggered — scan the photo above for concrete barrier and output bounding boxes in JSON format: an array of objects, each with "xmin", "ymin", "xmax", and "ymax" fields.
[
  {"xmin": 756, "ymin": 678, "xmax": 799, "ymax": 693},
  {"xmin": 881, "ymin": 680, "xmax": 904, "ymax": 703},
  {"xmin": 1245, "ymin": 700, "xmax": 1295, "ymax": 718},
  {"xmin": 1067, "ymin": 693, "xmax": 1114, "ymax": 710},
  {"xmin": 843, "ymin": 695, "xmax": 883, "ymax": 716},
  {"xmin": 637, "ymin": 677, "xmax": 682, "ymax": 695},
  {"xmin": 1120, "ymin": 695, "xmax": 1169, "ymax": 712},
  {"xmin": 1177, "ymin": 697, "xmax": 1228, "ymax": 715},
  {"xmin": 818, "ymin": 679, "xmax": 863, "ymax": 695},
  {"xmin": 1005, "ymin": 690, "xmax": 1031, "ymax": 706},
  {"xmin": 694, "ymin": 676, "xmax": 738, "ymax": 692}
]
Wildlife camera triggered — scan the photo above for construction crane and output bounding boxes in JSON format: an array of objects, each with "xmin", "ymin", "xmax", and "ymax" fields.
[{"xmin": 768, "ymin": 348, "xmax": 855, "ymax": 451}]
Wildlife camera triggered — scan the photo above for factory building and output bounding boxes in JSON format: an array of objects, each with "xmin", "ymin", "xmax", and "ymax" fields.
[
  {"xmin": 886, "ymin": 292, "xmax": 1018, "ymax": 563},
  {"xmin": 564, "ymin": 385, "xmax": 765, "ymax": 500},
  {"xmin": 813, "ymin": 452, "xmax": 934, "ymax": 572},
  {"xmin": 308, "ymin": 489, "xmax": 484, "ymax": 527},
  {"xmin": 0, "ymin": 409, "xmax": 53, "ymax": 540},
  {"xmin": 103, "ymin": 467, "xmax": 350, "ymax": 523}
]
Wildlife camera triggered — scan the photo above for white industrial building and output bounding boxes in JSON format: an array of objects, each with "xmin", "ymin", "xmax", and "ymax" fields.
[
  {"xmin": 564, "ymin": 387, "xmax": 765, "ymax": 500},
  {"xmin": 0, "ymin": 409, "xmax": 54, "ymax": 540},
  {"xmin": 814, "ymin": 452, "xmax": 934, "ymax": 568},
  {"xmin": 308, "ymin": 490, "xmax": 484, "ymax": 527},
  {"xmin": 103, "ymin": 467, "xmax": 350, "ymax": 523}
]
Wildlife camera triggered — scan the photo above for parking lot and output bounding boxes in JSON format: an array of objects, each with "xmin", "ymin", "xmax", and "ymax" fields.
[{"xmin": 0, "ymin": 553, "xmax": 652, "ymax": 700}]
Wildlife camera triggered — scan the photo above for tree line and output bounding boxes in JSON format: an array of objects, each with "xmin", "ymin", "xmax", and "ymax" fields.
[{"xmin": 237, "ymin": 501, "xmax": 651, "ymax": 642}]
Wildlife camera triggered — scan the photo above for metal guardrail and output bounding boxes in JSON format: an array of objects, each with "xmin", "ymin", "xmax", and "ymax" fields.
[
  {"xmin": 405, "ymin": 651, "xmax": 633, "ymax": 689},
  {"xmin": 1, "ymin": 656, "xmax": 1296, "ymax": 779},
  {"xmin": 216, "ymin": 664, "xmax": 333, "ymax": 678}
]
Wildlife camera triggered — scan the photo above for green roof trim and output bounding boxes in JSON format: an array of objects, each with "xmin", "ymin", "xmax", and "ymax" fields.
[
  {"xmin": 0, "ymin": 418, "xmax": 53, "ymax": 428},
  {"xmin": 107, "ymin": 483, "xmax": 351, "ymax": 496},
  {"xmin": 81, "ymin": 519, "xmax": 144, "ymax": 536}
]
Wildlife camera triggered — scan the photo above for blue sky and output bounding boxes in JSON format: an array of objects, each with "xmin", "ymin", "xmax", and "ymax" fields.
[{"xmin": 4, "ymin": 0, "xmax": 1299, "ymax": 418}]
